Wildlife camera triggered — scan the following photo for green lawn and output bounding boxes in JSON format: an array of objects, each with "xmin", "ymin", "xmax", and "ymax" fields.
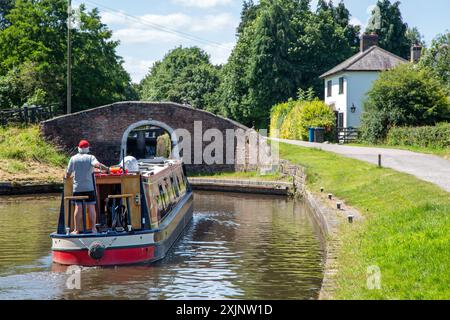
[{"xmin": 280, "ymin": 143, "xmax": 450, "ymax": 300}]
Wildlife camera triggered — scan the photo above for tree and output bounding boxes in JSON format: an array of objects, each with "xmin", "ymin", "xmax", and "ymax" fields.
[
  {"xmin": 0, "ymin": 0, "xmax": 135, "ymax": 112},
  {"xmin": 140, "ymin": 47, "xmax": 220, "ymax": 111},
  {"xmin": 405, "ymin": 26, "xmax": 424, "ymax": 46},
  {"xmin": 420, "ymin": 32, "xmax": 450, "ymax": 92},
  {"xmin": 366, "ymin": 0, "xmax": 411, "ymax": 59},
  {"xmin": 218, "ymin": 0, "xmax": 360, "ymax": 128},
  {"xmin": 243, "ymin": 0, "xmax": 299, "ymax": 128},
  {"xmin": 360, "ymin": 64, "xmax": 450, "ymax": 143},
  {"xmin": 0, "ymin": 0, "xmax": 14, "ymax": 29},
  {"xmin": 294, "ymin": 0, "xmax": 359, "ymax": 95},
  {"xmin": 236, "ymin": 0, "xmax": 259, "ymax": 36}
]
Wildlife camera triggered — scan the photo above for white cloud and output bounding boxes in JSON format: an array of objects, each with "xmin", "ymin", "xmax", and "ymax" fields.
[
  {"xmin": 103, "ymin": 12, "xmax": 236, "ymax": 45},
  {"xmin": 123, "ymin": 57, "xmax": 155, "ymax": 83},
  {"xmin": 202, "ymin": 42, "xmax": 235, "ymax": 65},
  {"xmin": 113, "ymin": 28, "xmax": 183, "ymax": 44},
  {"xmin": 171, "ymin": 0, "xmax": 233, "ymax": 8}
]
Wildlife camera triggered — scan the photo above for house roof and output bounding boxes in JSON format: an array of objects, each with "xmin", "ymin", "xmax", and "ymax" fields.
[{"xmin": 320, "ymin": 46, "xmax": 408, "ymax": 79}]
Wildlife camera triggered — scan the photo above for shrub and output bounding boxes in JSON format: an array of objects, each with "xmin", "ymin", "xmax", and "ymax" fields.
[
  {"xmin": 269, "ymin": 100, "xmax": 296, "ymax": 137},
  {"xmin": 297, "ymin": 100, "xmax": 335, "ymax": 140},
  {"xmin": 387, "ymin": 123, "xmax": 450, "ymax": 149},
  {"xmin": 273, "ymin": 100, "xmax": 335, "ymax": 141},
  {"xmin": 280, "ymin": 102, "xmax": 302, "ymax": 139},
  {"xmin": 360, "ymin": 64, "xmax": 450, "ymax": 143}
]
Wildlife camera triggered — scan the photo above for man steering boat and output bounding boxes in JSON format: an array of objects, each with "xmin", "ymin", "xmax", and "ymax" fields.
[{"xmin": 65, "ymin": 140, "xmax": 109, "ymax": 235}]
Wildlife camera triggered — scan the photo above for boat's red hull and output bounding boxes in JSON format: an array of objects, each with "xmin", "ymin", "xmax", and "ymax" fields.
[{"xmin": 52, "ymin": 245, "xmax": 156, "ymax": 266}]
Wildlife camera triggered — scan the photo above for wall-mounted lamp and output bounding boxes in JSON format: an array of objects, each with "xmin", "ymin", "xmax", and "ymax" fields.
[{"xmin": 351, "ymin": 104, "xmax": 357, "ymax": 113}]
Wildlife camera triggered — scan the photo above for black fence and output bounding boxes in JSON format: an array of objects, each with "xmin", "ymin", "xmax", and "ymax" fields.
[{"xmin": 0, "ymin": 105, "xmax": 54, "ymax": 126}]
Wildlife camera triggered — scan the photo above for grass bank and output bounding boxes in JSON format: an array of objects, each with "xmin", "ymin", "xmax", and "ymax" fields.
[
  {"xmin": 190, "ymin": 170, "xmax": 292, "ymax": 182},
  {"xmin": 279, "ymin": 143, "xmax": 450, "ymax": 299},
  {"xmin": 0, "ymin": 126, "xmax": 67, "ymax": 183}
]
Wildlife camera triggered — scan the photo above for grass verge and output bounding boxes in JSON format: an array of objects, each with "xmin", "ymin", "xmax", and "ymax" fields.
[
  {"xmin": 190, "ymin": 170, "xmax": 292, "ymax": 182},
  {"xmin": 280, "ymin": 142, "xmax": 450, "ymax": 299},
  {"xmin": 0, "ymin": 126, "xmax": 68, "ymax": 183}
]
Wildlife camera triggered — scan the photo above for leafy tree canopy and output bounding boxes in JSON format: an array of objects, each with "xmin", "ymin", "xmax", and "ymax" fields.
[
  {"xmin": 140, "ymin": 46, "xmax": 220, "ymax": 111},
  {"xmin": 420, "ymin": 32, "xmax": 450, "ymax": 93},
  {"xmin": 217, "ymin": 0, "xmax": 360, "ymax": 128},
  {"xmin": 360, "ymin": 63, "xmax": 450, "ymax": 143},
  {"xmin": 0, "ymin": 0, "xmax": 136, "ymax": 112},
  {"xmin": 366, "ymin": 0, "xmax": 412, "ymax": 59}
]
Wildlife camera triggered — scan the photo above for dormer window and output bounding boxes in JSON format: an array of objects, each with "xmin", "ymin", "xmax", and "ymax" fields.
[
  {"xmin": 339, "ymin": 77, "xmax": 344, "ymax": 94},
  {"xmin": 327, "ymin": 80, "xmax": 332, "ymax": 97}
]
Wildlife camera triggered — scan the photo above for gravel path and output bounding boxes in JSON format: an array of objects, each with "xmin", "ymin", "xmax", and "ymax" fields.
[{"xmin": 275, "ymin": 139, "xmax": 450, "ymax": 193}]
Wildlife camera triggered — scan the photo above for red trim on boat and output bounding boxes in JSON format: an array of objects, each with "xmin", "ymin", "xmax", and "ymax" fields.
[{"xmin": 52, "ymin": 246, "xmax": 155, "ymax": 266}]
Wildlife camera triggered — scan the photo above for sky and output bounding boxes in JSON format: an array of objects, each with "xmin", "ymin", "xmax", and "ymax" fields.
[{"xmin": 72, "ymin": 0, "xmax": 450, "ymax": 83}]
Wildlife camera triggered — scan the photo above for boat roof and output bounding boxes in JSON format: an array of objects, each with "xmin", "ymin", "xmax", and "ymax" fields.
[{"xmin": 138, "ymin": 158, "xmax": 182, "ymax": 176}]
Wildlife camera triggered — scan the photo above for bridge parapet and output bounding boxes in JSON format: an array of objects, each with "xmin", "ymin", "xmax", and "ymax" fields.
[{"xmin": 41, "ymin": 102, "xmax": 275, "ymax": 174}]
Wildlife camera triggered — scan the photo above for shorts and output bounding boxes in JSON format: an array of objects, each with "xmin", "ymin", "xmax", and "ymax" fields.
[{"xmin": 73, "ymin": 191, "xmax": 96, "ymax": 205}]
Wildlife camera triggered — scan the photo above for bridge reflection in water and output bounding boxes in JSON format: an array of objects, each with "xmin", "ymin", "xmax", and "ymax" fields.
[{"xmin": 0, "ymin": 191, "xmax": 324, "ymax": 300}]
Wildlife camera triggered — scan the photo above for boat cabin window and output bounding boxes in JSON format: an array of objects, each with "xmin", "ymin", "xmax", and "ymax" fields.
[
  {"xmin": 171, "ymin": 175, "xmax": 180, "ymax": 198},
  {"xmin": 157, "ymin": 184, "xmax": 168, "ymax": 213},
  {"xmin": 126, "ymin": 125, "xmax": 172, "ymax": 160}
]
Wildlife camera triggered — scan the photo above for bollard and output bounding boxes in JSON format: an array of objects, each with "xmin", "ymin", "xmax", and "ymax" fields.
[
  {"xmin": 348, "ymin": 215, "xmax": 354, "ymax": 223},
  {"xmin": 337, "ymin": 202, "xmax": 342, "ymax": 210},
  {"xmin": 328, "ymin": 194, "xmax": 333, "ymax": 200},
  {"xmin": 378, "ymin": 154, "xmax": 382, "ymax": 168},
  {"xmin": 320, "ymin": 187, "xmax": 324, "ymax": 193}
]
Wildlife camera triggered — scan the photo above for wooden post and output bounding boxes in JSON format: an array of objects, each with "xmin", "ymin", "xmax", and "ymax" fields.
[
  {"xmin": 23, "ymin": 105, "xmax": 29, "ymax": 125},
  {"xmin": 378, "ymin": 154, "xmax": 382, "ymax": 168},
  {"xmin": 67, "ymin": 0, "xmax": 72, "ymax": 114}
]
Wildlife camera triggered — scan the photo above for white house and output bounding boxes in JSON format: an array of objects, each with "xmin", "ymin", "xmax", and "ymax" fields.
[{"xmin": 320, "ymin": 33, "xmax": 412, "ymax": 129}]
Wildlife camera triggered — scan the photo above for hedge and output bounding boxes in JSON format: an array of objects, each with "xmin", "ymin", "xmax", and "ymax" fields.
[
  {"xmin": 386, "ymin": 123, "xmax": 450, "ymax": 149},
  {"xmin": 270, "ymin": 99, "xmax": 335, "ymax": 141},
  {"xmin": 269, "ymin": 100, "xmax": 296, "ymax": 137}
]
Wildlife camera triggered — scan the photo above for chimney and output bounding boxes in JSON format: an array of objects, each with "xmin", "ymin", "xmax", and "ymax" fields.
[
  {"xmin": 410, "ymin": 44, "xmax": 422, "ymax": 63},
  {"xmin": 360, "ymin": 32, "xmax": 379, "ymax": 52}
]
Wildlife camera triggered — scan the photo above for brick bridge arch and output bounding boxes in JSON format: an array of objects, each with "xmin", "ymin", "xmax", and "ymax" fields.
[{"xmin": 40, "ymin": 102, "xmax": 255, "ymax": 173}]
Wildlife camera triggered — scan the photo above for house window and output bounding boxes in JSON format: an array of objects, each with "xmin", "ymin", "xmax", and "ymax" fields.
[
  {"xmin": 339, "ymin": 77, "xmax": 344, "ymax": 94},
  {"xmin": 327, "ymin": 80, "xmax": 332, "ymax": 97}
]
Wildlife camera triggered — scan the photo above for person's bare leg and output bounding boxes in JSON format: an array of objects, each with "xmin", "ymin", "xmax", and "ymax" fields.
[
  {"xmin": 71, "ymin": 204, "xmax": 82, "ymax": 234},
  {"xmin": 88, "ymin": 204, "xmax": 98, "ymax": 234}
]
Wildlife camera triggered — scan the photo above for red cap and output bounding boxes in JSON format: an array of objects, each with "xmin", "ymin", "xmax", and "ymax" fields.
[{"xmin": 78, "ymin": 140, "xmax": 90, "ymax": 148}]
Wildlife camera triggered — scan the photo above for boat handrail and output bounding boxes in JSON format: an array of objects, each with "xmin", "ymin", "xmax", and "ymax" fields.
[
  {"xmin": 107, "ymin": 194, "xmax": 133, "ymax": 199},
  {"xmin": 65, "ymin": 196, "xmax": 89, "ymax": 201}
]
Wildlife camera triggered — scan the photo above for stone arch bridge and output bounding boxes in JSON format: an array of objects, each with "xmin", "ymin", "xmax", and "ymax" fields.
[{"xmin": 41, "ymin": 102, "xmax": 270, "ymax": 173}]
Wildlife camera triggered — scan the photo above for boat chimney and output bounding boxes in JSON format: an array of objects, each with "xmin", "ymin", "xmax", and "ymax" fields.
[{"xmin": 360, "ymin": 32, "xmax": 379, "ymax": 52}]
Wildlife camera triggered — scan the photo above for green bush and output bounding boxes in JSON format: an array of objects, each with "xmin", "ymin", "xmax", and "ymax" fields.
[
  {"xmin": 387, "ymin": 123, "xmax": 450, "ymax": 149},
  {"xmin": 361, "ymin": 64, "xmax": 450, "ymax": 143},
  {"xmin": 280, "ymin": 102, "xmax": 302, "ymax": 139},
  {"xmin": 297, "ymin": 100, "xmax": 335, "ymax": 140},
  {"xmin": 272, "ymin": 100, "xmax": 335, "ymax": 141},
  {"xmin": 269, "ymin": 100, "xmax": 296, "ymax": 137}
]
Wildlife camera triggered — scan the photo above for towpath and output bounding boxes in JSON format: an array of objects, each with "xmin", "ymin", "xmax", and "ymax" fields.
[{"xmin": 275, "ymin": 139, "xmax": 450, "ymax": 193}]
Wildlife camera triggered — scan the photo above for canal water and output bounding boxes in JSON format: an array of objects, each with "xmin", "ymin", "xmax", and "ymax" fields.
[{"xmin": 0, "ymin": 191, "xmax": 324, "ymax": 300}]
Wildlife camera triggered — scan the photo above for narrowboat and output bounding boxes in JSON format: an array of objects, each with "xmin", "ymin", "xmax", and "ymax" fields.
[{"xmin": 50, "ymin": 158, "xmax": 193, "ymax": 266}]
